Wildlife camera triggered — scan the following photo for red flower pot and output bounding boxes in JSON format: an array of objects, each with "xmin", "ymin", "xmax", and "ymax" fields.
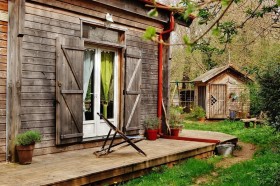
[
  {"xmin": 146, "ymin": 129, "xmax": 158, "ymax": 140},
  {"xmin": 171, "ymin": 128, "xmax": 180, "ymax": 137}
]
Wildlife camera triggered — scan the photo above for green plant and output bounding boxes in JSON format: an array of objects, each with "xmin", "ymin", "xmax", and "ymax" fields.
[
  {"xmin": 258, "ymin": 62, "xmax": 280, "ymax": 132},
  {"xmin": 169, "ymin": 107, "xmax": 184, "ymax": 128},
  {"xmin": 191, "ymin": 106, "xmax": 206, "ymax": 119},
  {"xmin": 143, "ymin": 117, "xmax": 160, "ymax": 130},
  {"xmin": 16, "ymin": 130, "xmax": 42, "ymax": 146}
]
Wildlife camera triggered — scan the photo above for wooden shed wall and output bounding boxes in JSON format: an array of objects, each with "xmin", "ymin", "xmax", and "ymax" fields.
[
  {"xmin": 0, "ymin": 0, "xmax": 8, "ymax": 162},
  {"xmin": 207, "ymin": 72, "xmax": 250, "ymax": 119},
  {"xmin": 194, "ymin": 71, "xmax": 250, "ymax": 119},
  {"xmin": 16, "ymin": 0, "xmax": 166, "ymax": 157}
]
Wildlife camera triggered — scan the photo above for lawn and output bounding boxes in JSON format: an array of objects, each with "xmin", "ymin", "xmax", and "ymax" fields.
[{"xmin": 123, "ymin": 120, "xmax": 280, "ymax": 186}]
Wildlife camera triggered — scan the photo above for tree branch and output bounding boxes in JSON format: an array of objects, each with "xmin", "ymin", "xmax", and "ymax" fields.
[{"xmin": 190, "ymin": 0, "xmax": 235, "ymax": 44}]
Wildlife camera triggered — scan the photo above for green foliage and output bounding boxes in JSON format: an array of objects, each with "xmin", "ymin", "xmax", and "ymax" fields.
[
  {"xmin": 147, "ymin": 8, "xmax": 158, "ymax": 17},
  {"xmin": 192, "ymin": 40, "xmax": 223, "ymax": 70},
  {"xmin": 246, "ymin": 4, "xmax": 279, "ymax": 19},
  {"xmin": 191, "ymin": 106, "xmax": 206, "ymax": 119},
  {"xmin": 142, "ymin": 26, "xmax": 156, "ymax": 41},
  {"xmin": 248, "ymin": 83, "xmax": 262, "ymax": 116},
  {"xmin": 258, "ymin": 62, "xmax": 280, "ymax": 132},
  {"xmin": 16, "ymin": 130, "xmax": 42, "ymax": 146},
  {"xmin": 185, "ymin": 120, "xmax": 280, "ymax": 186},
  {"xmin": 124, "ymin": 158, "xmax": 216, "ymax": 186},
  {"xmin": 169, "ymin": 106, "xmax": 184, "ymax": 128},
  {"xmin": 254, "ymin": 163, "xmax": 280, "ymax": 186},
  {"xmin": 143, "ymin": 117, "xmax": 160, "ymax": 130},
  {"xmin": 217, "ymin": 21, "xmax": 238, "ymax": 43},
  {"xmin": 198, "ymin": 8, "xmax": 212, "ymax": 25}
]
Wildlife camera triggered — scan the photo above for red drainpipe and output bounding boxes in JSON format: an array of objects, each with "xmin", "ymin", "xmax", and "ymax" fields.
[{"xmin": 158, "ymin": 13, "xmax": 175, "ymax": 133}]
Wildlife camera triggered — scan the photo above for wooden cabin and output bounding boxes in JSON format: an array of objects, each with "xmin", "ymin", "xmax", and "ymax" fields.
[
  {"xmin": 0, "ymin": 0, "xmax": 190, "ymax": 162},
  {"xmin": 192, "ymin": 65, "xmax": 252, "ymax": 119}
]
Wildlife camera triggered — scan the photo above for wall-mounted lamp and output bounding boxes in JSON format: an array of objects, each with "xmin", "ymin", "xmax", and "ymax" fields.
[{"xmin": 105, "ymin": 13, "xmax": 114, "ymax": 28}]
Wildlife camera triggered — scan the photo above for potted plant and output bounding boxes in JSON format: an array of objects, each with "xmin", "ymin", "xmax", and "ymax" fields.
[
  {"xmin": 143, "ymin": 117, "xmax": 160, "ymax": 140},
  {"xmin": 192, "ymin": 106, "xmax": 206, "ymax": 122},
  {"xmin": 15, "ymin": 130, "xmax": 42, "ymax": 165},
  {"xmin": 169, "ymin": 107, "xmax": 184, "ymax": 137}
]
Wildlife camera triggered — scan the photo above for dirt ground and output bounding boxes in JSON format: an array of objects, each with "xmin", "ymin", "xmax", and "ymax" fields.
[{"xmin": 194, "ymin": 142, "xmax": 256, "ymax": 185}]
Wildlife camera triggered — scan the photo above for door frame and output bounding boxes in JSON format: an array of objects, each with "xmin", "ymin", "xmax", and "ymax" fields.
[{"xmin": 83, "ymin": 45, "xmax": 120, "ymax": 139}]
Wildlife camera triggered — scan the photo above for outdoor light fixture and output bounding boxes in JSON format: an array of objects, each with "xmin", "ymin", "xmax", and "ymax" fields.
[{"xmin": 105, "ymin": 13, "xmax": 114, "ymax": 28}]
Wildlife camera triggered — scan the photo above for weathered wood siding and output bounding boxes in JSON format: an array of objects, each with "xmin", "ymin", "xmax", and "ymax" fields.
[
  {"xmin": 206, "ymin": 72, "xmax": 250, "ymax": 119},
  {"xmin": 0, "ymin": 0, "xmax": 7, "ymax": 162},
  {"xmin": 19, "ymin": 0, "xmax": 166, "ymax": 156}
]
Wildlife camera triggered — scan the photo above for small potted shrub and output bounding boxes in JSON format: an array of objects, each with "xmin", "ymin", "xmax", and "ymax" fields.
[
  {"xmin": 169, "ymin": 107, "xmax": 184, "ymax": 137},
  {"xmin": 15, "ymin": 130, "xmax": 42, "ymax": 164},
  {"xmin": 143, "ymin": 117, "xmax": 160, "ymax": 140},
  {"xmin": 192, "ymin": 106, "xmax": 206, "ymax": 122}
]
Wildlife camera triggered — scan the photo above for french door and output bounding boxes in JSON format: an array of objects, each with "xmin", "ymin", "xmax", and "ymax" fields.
[{"xmin": 83, "ymin": 47, "xmax": 118, "ymax": 138}]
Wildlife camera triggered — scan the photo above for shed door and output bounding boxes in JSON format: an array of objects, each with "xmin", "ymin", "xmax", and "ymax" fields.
[
  {"xmin": 123, "ymin": 48, "xmax": 142, "ymax": 134},
  {"xmin": 56, "ymin": 37, "xmax": 84, "ymax": 145},
  {"xmin": 198, "ymin": 86, "xmax": 206, "ymax": 110},
  {"xmin": 209, "ymin": 84, "xmax": 227, "ymax": 118}
]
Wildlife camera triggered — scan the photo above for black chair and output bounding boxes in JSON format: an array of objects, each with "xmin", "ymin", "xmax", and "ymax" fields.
[{"xmin": 93, "ymin": 113, "xmax": 147, "ymax": 157}]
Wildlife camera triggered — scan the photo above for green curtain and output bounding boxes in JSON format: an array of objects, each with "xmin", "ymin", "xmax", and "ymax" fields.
[{"xmin": 101, "ymin": 52, "xmax": 114, "ymax": 118}]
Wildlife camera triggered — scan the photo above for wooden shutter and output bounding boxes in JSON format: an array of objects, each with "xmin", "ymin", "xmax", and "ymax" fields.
[
  {"xmin": 209, "ymin": 84, "xmax": 227, "ymax": 119},
  {"xmin": 123, "ymin": 47, "xmax": 142, "ymax": 134},
  {"xmin": 56, "ymin": 37, "xmax": 84, "ymax": 145}
]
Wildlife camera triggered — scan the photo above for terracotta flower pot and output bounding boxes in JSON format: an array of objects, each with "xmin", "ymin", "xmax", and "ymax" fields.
[
  {"xmin": 171, "ymin": 128, "xmax": 180, "ymax": 137},
  {"xmin": 146, "ymin": 129, "xmax": 158, "ymax": 140},
  {"xmin": 16, "ymin": 144, "xmax": 35, "ymax": 165},
  {"xmin": 198, "ymin": 117, "xmax": 205, "ymax": 122}
]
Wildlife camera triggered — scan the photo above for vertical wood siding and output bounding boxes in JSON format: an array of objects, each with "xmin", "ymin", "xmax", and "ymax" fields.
[
  {"xmin": 20, "ymin": 1, "xmax": 162, "ymax": 156},
  {"xmin": 0, "ymin": 0, "xmax": 7, "ymax": 162}
]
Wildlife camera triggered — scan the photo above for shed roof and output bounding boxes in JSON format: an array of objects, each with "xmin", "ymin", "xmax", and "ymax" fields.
[{"xmin": 192, "ymin": 65, "xmax": 253, "ymax": 83}]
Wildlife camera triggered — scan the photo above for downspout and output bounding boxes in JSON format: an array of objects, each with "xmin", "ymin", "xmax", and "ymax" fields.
[{"xmin": 158, "ymin": 13, "xmax": 174, "ymax": 133}]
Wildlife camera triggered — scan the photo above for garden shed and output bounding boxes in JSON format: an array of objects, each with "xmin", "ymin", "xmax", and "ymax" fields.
[
  {"xmin": 192, "ymin": 65, "xmax": 252, "ymax": 119},
  {"xmin": 1, "ymin": 0, "xmax": 191, "ymax": 162}
]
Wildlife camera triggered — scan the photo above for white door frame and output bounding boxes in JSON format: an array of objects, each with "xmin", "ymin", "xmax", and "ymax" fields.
[{"xmin": 83, "ymin": 47, "xmax": 119, "ymax": 139}]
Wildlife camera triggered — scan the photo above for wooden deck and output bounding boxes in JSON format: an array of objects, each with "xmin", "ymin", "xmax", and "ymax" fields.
[{"xmin": 0, "ymin": 130, "xmax": 237, "ymax": 186}]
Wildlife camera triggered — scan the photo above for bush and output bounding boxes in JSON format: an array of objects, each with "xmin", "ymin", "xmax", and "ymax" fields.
[
  {"xmin": 191, "ymin": 106, "xmax": 206, "ymax": 119},
  {"xmin": 16, "ymin": 130, "xmax": 42, "ymax": 146},
  {"xmin": 169, "ymin": 107, "xmax": 184, "ymax": 128},
  {"xmin": 258, "ymin": 62, "xmax": 280, "ymax": 132},
  {"xmin": 143, "ymin": 117, "xmax": 160, "ymax": 130}
]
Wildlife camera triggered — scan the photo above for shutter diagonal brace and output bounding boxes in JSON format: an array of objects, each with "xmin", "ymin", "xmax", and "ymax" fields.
[
  {"xmin": 125, "ymin": 94, "xmax": 141, "ymax": 129},
  {"xmin": 126, "ymin": 58, "xmax": 141, "ymax": 92},
  {"xmin": 60, "ymin": 92, "xmax": 82, "ymax": 133},
  {"xmin": 62, "ymin": 46, "xmax": 82, "ymax": 90}
]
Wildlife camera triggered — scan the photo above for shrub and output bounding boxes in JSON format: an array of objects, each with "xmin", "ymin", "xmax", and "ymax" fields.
[
  {"xmin": 258, "ymin": 62, "xmax": 280, "ymax": 132},
  {"xmin": 16, "ymin": 130, "xmax": 42, "ymax": 146},
  {"xmin": 191, "ymin": 106, "xmax": 206, "ymax": 119},
  {"xmin": 169, "ymin": 107, "xmax": 184, "ymax": 128},
  {"xmin": 143, "ymin": 117, "xmax": 160, "ymax": 130}
]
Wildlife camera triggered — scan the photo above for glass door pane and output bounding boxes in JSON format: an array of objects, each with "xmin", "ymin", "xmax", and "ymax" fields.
[
  {"xmin": 100, "ymin": 51, "xmax": 115, "ymax": 119},
  {"xmin": 83, "ymin": 50, "xmax": 95, "ymax": 121}
]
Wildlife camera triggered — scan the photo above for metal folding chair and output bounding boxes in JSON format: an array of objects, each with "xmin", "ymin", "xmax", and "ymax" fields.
[{"xmin": 93, "ymin": 113, "xmax": 147, "ymax": 157}]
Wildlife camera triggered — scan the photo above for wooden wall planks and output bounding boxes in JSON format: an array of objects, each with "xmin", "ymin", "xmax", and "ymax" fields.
[
  {"xmin": 16, "ymin": 0, "xmax": 164, "ymax": 157},
  {"xmin": 0, "ymin": 0, "xmax": 6, "ymax": 162}
]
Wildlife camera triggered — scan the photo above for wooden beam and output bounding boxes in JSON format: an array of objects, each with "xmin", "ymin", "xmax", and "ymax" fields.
[
  {"xmin": 7, "ymin": 0, "xmax": 23, "ymax": 162},
  {"xmin": 18, "ymin": 0, "xmax": 25, "ymax": 36}
]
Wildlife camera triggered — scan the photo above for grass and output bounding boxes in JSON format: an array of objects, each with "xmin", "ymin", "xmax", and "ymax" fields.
[
  {"xmin": 123, "ymin": 120, "xmax": 280, "ymax": 186},
  {"xmin": 123, "ymin": 157, "xmax": 219, "ymax": 186}
]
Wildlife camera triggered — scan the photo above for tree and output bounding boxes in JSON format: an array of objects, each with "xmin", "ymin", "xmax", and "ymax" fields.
[{"xmin": 144, "ymin": 0, "xmax": 279, "ymax": 72}]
